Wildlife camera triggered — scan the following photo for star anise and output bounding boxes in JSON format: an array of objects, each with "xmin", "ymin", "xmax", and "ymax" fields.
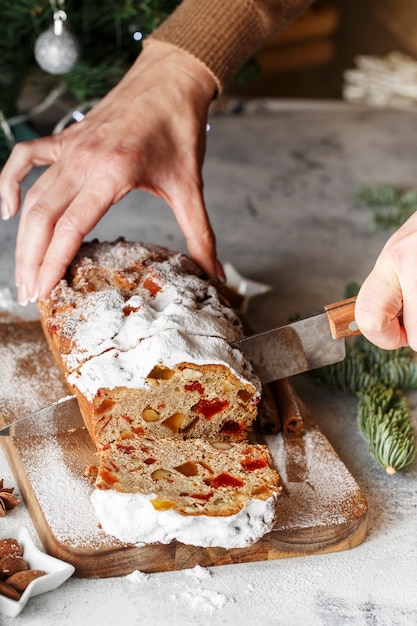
[{"xmin": 0, "ymin": 479, "xmax": 21, "ymax": 516}]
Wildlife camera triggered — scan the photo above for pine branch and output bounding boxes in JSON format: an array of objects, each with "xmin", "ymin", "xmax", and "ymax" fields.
[
  {"xmin": 357, "ymin": 383, "xmax": 417, "ymax": 474},
  {"xmin": 312, "ymin": 280, "xmax": 417, "ymax": 474},
  {"xmin": 355, "ymin": 183, "xmax": 417, "ymax": 230}
]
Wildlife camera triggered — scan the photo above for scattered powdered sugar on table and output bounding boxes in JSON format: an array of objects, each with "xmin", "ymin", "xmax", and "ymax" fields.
[
  {"xmin": 166, "ymin": 565, "xmax": 231, "ymax": 614},
  {"xmin": 183, "ymin": 565, "xmax": 211, "ymax": 580},
  {"xmin": 126, "ymin": 570, "xmax": 150, "ymax": 583},
  {"xmin": 173, "ymin": 587, "xmax": 232, "ymax": 614}
]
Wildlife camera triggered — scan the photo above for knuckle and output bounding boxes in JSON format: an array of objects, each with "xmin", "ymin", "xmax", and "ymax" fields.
[
  {"xmin": 25, "ymin": 202, "xmax": 51, "ymax": 228},
  {"xmin": 24, "ymin": 184, "xmax": 43, "ymax": 206},
  {"xmin": 9, "ymin": 141, "xmax": 31, "ymax": 161},
  {"xmin": 55, "ymin": 212, "xmax": 84, "ymax": 238},
  {"xmin": 97, "ymin": 147, "xmax": 134, "ymax": 178}
]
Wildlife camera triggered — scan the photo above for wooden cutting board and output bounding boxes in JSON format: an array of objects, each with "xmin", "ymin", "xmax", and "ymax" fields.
[{"xmin": 0, "ymin": 316, "xmax": 368, "ymax": 578}]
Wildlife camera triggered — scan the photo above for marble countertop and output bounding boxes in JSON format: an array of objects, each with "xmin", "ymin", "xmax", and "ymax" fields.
[{"xmin": 1, "ymin": 100, "xmax": 417, "ymax": 625}]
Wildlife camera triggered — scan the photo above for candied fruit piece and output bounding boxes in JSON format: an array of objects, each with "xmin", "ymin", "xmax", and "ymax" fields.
[
  {"xmin": 143, "ymin": 277, "xmax": 162, "ymax": 296},
  {"xmin": 98, "ymin": 468, "xmax": 119, "ymax": 486},
  {"xmin": 237, "ymin": 389, "xmax": 253, "ymax": 402},
  {"xmin": 95, "ymin": 398, "xmax": 116, "ymax": 415},
  {"xmin": 241, "ymin": 456, "xmax": 269, "ymax": 471},
  {"xmin": 210, "ymin": 473, "xmax": 245, "ymax": 489},
  {"xmin": 151, "ymin": 499, "xmax": 176, "ymax": 511},
  {"xmin": 147, "ymin": 365, "xmax": 174, "ymax": 380},
  {"xmin": 219, "ymin": 420, "xmax": 246, "ymax": 437},
  {"xmin": 192, "ymin": 398, "xmax": 229, "ymax": 419},
  {"xmin": 252, "ymin": 485, "xmax": 273, "ymax": 498},
  {"xmin": 174, "ymin": 461, "xmax": 199, "ymax": 477},
  {"xmin": 123, "ymin": 304, "xmax": 140, "ymax": 316},
  {"xmin": 184, "ymin": 492, "xmax": 214, "ymax": 501},
  {"xmin": 184, "ymin": 381, "xmax": 205, "ymax": 394},
  {"xmin": 162, "ymin": 412, "xmax": 186, "ymax": 433},
  {"xmin": 115, "ymin": 443, "xmax": 136, "ymax": 455}
]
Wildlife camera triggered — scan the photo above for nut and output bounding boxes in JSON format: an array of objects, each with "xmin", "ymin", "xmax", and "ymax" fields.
[
  {"xmin": 211, "ymin": 442, "xmax": 232, "ymax": 451},
  {"xmin": 233, "ymin": 492, "xmax": 249, "ymax": 503},
  {"xmin": 0, "ymin": 555, "xmax": 29, "ymax": 578},
  {"xmin": 6, "ymin": 569, "xmax": 46, "ymax": 592},
  {"xmin": 0, "ymin": 579, "xmax": 21, "ymax": 601},
  {"xmin": 142, "ymin": 408, "xmax": 160, "ymax": 423},
  {"xmin": 182, "ymin": 368, "xmax": 203, "ymax": 381},
  {"xmin": 151, "ymin": 468, "xmax": 173, "ymax": 481},
  {"xmin": 0, "ymin": 538, "xmax": 23, "ymax": 558}
]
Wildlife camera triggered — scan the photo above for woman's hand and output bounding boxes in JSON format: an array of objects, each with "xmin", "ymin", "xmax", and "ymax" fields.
[
  {"xmin": 0, "ymin": 40, "xmax": 220, "ymax": 304},
  {"xmin": 356, "ymin": 211, "xmax": 417, "ymax": 350}
]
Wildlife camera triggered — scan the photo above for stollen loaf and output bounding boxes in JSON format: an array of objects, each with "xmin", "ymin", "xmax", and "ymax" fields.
[
  {"xmin": 38, "ymin": 239, "xmax": 262, "ymax": 446},
  {"xmin": 38, "ymin": 239, "xmax": 281, "ymax": 547}
]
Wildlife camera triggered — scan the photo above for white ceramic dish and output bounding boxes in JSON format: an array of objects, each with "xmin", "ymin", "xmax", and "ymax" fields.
[{"xmin": 0, "ymin": 526, "xmax": 75, "ymax": 617}]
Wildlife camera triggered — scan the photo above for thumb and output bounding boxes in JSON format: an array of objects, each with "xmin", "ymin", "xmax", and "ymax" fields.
[{"xmin": 355, "ymin": 269, "xmax": 407, "ymax": 350}]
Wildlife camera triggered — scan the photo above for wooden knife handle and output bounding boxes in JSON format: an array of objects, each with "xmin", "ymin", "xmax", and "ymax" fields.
[{"xmin": 324, "ymin": 296, "xmax": 361, "ymax": 340}]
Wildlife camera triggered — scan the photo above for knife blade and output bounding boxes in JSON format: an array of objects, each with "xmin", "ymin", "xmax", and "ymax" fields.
[
  {"xmin": 0, "ymin": 395, "xmax": 83, "ymax": 437},
  {"xmin": 231, "ymin": 296, "xmax": 360, "ymax": 384}
]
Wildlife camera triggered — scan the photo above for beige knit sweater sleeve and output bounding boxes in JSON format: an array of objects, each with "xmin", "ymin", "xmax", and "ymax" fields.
[{"xmin": 145, "ymin": 0, "xmax": 314, "ymax": 93}]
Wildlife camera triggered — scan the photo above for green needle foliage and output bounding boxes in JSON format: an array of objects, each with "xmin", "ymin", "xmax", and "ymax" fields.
[
  {"xmin": 355, "ymin": 183, "xmax": 417, "ymax": 230},
  {"xmin": 313, "ymin": 186, "xmax": 417, "ymax": 474},
  {"xmin": 312, "ymin": 284, "xmax": 417, "ymax": 474},
  {"xmin": 357, "ymin": 382, "xmax": 416, "ymax": 475}
]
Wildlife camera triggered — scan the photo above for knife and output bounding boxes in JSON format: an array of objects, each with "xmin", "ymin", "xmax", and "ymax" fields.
[
  {"xmin": 0, "ymin": 296, "xmax": 359, "ymax": 437},
  {"xmin": 0, "ymin": 395, "xmax": 83, "ymax": 437},
  {"xmin": 231, "ymin": 296, "xmax": 360, "ymax": 384}
]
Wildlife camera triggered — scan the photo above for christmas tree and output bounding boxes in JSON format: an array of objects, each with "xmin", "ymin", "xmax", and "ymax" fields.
[{"xmin": 0, "ymin": 0, "xmax": 182, "ymax": 162}]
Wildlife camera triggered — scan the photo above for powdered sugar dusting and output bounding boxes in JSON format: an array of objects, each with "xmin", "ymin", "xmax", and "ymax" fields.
[
  {"xmin": 0, "ymin": 328, "xmax": 69, "ymax": 422},
  {"xmin": 125, "ymin": 569, "xmax": 150, "ymax": 583},
  {"xmin": 44, "ymin": 240, "xmax": 261, "ymax": 399},
  {"xmin": 18, "ymin": 435, "xmax": 112, "ymax": 548},
  {"xmin": 266, "ymin": 421, "xmax": 367, "ymax": 529},
  {"xmin": 184, "ymin": 565, "xmax": 211, "ymax": 580},
  {"xmin": 91, "ymin": 488, "xmax": 278, "ymax": 548},
  {"xmin": 177, "ymin": 587, "xmax": 231, "ymax": 613}
]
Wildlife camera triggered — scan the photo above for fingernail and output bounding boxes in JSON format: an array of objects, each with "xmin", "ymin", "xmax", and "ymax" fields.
[
  {"xmin": 216, "ymin": 259, "xmax": 226, "ymax": 284},
  {"xmin": 29, "ymin": 283, "xmax": 39, "ymax": 303},
  {"xmin": 1, "ymin": 200, "xmax": 10, "ymax": 220},
  {"xmin": 18, "ymin": 285, "xmax": 29, "ymax": 307}
]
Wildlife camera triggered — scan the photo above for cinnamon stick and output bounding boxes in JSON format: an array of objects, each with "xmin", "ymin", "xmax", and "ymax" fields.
[{"xmin": 271, "ymin": 378, "xmax": 304, "ymax": 438}]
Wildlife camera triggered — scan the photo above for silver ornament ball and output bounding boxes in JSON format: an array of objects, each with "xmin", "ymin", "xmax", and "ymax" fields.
[{"xmin": 34, "ymin": 28, "xmax": 80, "ymax": 75}]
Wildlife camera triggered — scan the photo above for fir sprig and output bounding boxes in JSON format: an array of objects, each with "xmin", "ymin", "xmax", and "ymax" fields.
[
  {"xmin": 357, "ymin": 383, "xmax": 417, "ymax": 474},
  {"xmin": 355, "ymin": 183, "xmax": 417, "ymax": 230},
  {"xmin": 312, "ymin": 284, "xmax": 417, "ymax": 474}
]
